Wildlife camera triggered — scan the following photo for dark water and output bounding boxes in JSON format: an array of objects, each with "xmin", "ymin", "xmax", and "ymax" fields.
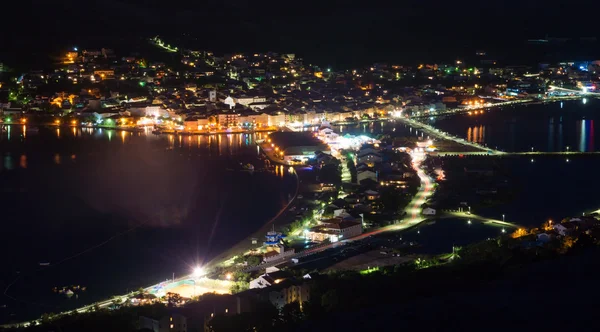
[
  {"xmin": 430, "ymin": 99, "xmax": 600, "ymax": 152},
  {"xmin": 400, "ymin": 219, "xmax": 501, "ymax": 254},
  {"xmin": 0, "ymin": 126, "xmax": 296, "ymax": 323},
  {"xmin": 475, "ymin": 156, "xmax": 600, "ymax": 227}
]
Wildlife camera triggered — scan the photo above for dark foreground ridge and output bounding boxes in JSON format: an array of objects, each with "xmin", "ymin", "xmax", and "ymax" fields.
[{"xmin": 4, "ymin": 229, "xmax": 600, "ymax": 332}]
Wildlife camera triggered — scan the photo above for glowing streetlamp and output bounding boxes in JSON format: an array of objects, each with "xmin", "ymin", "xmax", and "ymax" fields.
[
  {"xmin": 502, "ymin": 214, "xmax": 505, "ymax": 223},
  {"xmin": 193, "ymin": 266, "xmax": 204, "ymax": 278}
]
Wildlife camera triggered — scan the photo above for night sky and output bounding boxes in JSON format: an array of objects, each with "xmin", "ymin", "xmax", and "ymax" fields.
[{"xmin": 6, "ymin": 0, "xmax": 600, "ymax": 67}]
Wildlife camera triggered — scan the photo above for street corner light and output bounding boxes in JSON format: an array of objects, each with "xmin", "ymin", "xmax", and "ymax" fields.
[{"xmin": 193, "ymin": 266, "xmax": 204, "ymax": 278}]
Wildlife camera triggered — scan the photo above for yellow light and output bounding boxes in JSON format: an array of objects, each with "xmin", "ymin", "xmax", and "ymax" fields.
[
  {"xmin": 226, "ymin": 273, "xmax": 232, "ymax": 280},
  {"xmin": 21, "ymin": 118, "xmax": 26, "ymax": 124},
  {"xmin": 71, "ymin": 120, "xmax": 77, "ymax": 125}
]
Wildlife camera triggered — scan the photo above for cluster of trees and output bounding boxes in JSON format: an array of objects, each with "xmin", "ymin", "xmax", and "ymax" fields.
[{"xmin": 232, "ymin": 254, "xmax": 262, "ymax": 267}]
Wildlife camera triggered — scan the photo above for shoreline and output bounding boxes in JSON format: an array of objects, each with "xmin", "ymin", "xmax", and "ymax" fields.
[
  {"xmin": 0, "ymin": 123, "xmax": 277, "ymax": 136},
  {"xmin": 205, "ymin": 141, "xmax": 303, "ymax": 267}
]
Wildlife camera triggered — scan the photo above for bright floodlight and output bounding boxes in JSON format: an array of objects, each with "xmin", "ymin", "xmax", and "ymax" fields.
[{"xmin": 193, "ymin": 267, "xmax": 204, "ymax": 277}]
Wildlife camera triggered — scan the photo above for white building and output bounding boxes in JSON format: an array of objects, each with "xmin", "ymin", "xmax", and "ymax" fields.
[
  {"xmin": 250, "ymin": 267, "xmax": 291, "ymax": 289},
  {"xmin": 422, "ymin": 207, "xmax": 436, "ymax": 216},
  {"xmin": 305, "ymin": 218, "xmax": 362, "ymax": 243}
]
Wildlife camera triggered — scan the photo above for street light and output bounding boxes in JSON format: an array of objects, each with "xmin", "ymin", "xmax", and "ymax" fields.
[
  {"xmin": 502, "ymin": 214, "xmax": 505, "ymax": 223},
  {"xmin": 193, "ymin": 266, "xmax": 204, "ymax": 278}
]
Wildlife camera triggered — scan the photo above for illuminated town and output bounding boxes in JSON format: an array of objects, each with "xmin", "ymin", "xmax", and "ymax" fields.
[
  {"xmin": 4, "ymin": 32, "xmax": 600, "ymax": 332},
  {"xmin": 1, "ymin": 36, "xmax": 597, "ymax": 137}
]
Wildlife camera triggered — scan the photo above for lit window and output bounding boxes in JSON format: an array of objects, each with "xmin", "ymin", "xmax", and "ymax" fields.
[{"xmin": 170, "ymin": 324, "xmax": 173, "ymax": 328}]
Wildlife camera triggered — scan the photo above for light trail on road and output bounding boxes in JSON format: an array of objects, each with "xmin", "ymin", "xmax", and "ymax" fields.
[{"xmin": 298, "ymin": 151, "xmax": 433, "ymax": 255}]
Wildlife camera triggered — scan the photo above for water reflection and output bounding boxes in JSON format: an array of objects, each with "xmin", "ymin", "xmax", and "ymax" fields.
[
  {"xmin": 590, "ymin": 120, "xmax": 595, "ymax": 152},
  {"xmin": 579, "ymin": 120, "xmax": 587, "ymax": 152},
  {"xmin": 0, "ymin": 126, "xmax": 274, "ymax": 160},
  {"xmin": 4, "ymin": 154, "xmax": 14, "ymax": 170},
  {"xmin": 434, "ymin": 101, "xmax": 600, "ymax": 152},
  {"xmin": 548, "ymin": 117, "xmax": 555, "ymax": 152},
  {"xmin": 19, "ymin": 154, "xmax": 27, "ymax": 168}
]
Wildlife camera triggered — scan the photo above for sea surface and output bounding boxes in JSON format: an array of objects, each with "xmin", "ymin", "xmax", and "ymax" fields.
[
  {"xmin": 0, "ymin": 126, "xmax": 297, "ymax": 323},
  {"xmin": 430, "ymin": 98, "xmax": 600, "ymax": 152}
]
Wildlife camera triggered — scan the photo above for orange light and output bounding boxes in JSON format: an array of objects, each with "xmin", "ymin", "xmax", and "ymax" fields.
[{"xmin": 20, "ymin": 118, "xmax": 27, "ymax": 123}]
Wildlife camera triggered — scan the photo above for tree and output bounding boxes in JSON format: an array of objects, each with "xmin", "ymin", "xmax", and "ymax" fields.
[
  {"xmin": 232, "ymin": 271, "xmax": 251, "ymax": 282},
  {"xmin": 280, "ymin": 302, "xmax": 305, "ymax": 325},
  {"xmin": 246, "ymin": 255, "xmax": 262, "ymax": 267},
  {"xmin": 165, "ymin": 292, "xmax": 182, "ymax": 307},
  {"xmin": 230, "ymin": 281, "xmax": 249, "ymax": 294},
  {"xmin": 232, "ymin": 255, "xmax": 245, "ymax": 265},
  {"xmin": 319, "ymin": 163, "xmax": 341, "ymax": 184},
  {"xmin": 320, "ymin": 289, "xmax": 339, "ymax": 312}
]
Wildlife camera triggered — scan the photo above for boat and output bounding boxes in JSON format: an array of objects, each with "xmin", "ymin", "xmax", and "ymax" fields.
[
  {"xmin": 39, "ymin": 262, "xmax": 50, "ymax": 266},
  {"xmin": 242, "ymin": 163, "xmax": 255, "ymax": 171}
]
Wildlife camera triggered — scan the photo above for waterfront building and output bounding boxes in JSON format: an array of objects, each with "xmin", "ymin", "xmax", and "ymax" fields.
[
  {"xmin": 306, "ymin": 217, "xmax": 362, "ymax": 243},
  {"xmin": 263, "ymin": 229, "xmax": 295, "ymax": 263},
  {"xmin": 268, "ymin": 131, "xmax": 330, "ymax": 165}
]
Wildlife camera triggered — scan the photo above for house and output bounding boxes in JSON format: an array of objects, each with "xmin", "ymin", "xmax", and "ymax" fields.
[
  {"xmin": 357, "ymin": 170, "xmax": 377, "ymax": 183},
  {"xmin": 553, "ymin": 222, "xmax": 577, "ymax": 236},
  {"xmin": 184, "ymin": 119, "xmax": 200, "ymax": 131},
  {"xmin": 358, "ymin": 147, "xmax": 380, "ymax": 157},
  {"xmin": 267, "ymin": 280, "xmax": 311, "ymax": 309},
  {"xmin": 357, "ymin": 153, "xmax": 382, "ymax": 167},
  {"xmin": 236, "ymin": 279, "xmax": 311, "ymax": 313},
  {"xmin": 139, "ymin": 316, "xmax": 159, "ymax": 331},
  {"xmin": 250, "ymin": 267, "xmax": 292, "ymax": 289},
  {"xmin": 364, "ymin": 190, "xmax": 380, "ymax": 201},
  {"xmin": 536, "ymin": 233, "xmax": 553, "ymax": 243},
  {"xmin": 422, "ymin": 207, "xmax": 436, "ymax": 216},
  {"xmin": 159, "ymin": 314, "xmax": 187, "ymax": 332},
  {"xmin": 306, "ymin": 218, "xmax": 362, "ymax": 243}
]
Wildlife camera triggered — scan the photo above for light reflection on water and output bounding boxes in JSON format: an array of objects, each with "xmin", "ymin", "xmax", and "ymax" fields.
[
  {"xmin": 432, "ymin": 100, "xmax": 600, "ymax": 152},
  {"xmin": 0, "ymin": 125, "xmax": 291, "ymax": 323},
  {"xmin": 0, "ymin": 126, "xmax": 272, "ymax": 164},
  {"xmin": 462, "ymin": 119, "xmax": 596, "ymax": 152}
]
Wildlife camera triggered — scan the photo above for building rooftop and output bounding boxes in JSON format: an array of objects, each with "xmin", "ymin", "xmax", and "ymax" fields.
[{"xmin": 269, "ymin": 131, "xmax": 327, "ymax": 150}]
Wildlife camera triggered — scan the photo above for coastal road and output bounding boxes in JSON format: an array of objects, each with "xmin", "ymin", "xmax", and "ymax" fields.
[
  {"xmin": 294, "ymin": 151, "xmax": 434, "ymax": 256},
  {"xmin": 399, "ymin": 117, "xmax": 504, "ymax": 155},
  {"xmin": 440, "ymin": 211, "xmax": 522, "ymax": 229}
]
